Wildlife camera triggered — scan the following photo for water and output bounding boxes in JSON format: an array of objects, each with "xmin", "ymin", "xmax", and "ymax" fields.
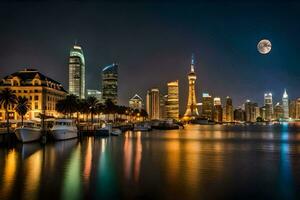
[{"xmin": 1, "ymin": 124, "xmax": 300, "ymax": 200}]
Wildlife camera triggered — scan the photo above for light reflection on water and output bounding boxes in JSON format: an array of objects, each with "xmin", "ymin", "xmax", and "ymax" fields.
[{"xmin": 0, "ymin": 124, "xmax": 300, "ymax": 199}]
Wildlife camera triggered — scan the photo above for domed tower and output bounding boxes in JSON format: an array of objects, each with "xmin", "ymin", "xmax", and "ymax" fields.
[{"xmin": 184, "ymin": 54, "xmax": 199, "ymax": 119}]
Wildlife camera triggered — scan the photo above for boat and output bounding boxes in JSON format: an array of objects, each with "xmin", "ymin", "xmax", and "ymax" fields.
[
  {"xmin": 95, "ymin": 124, "xmax": 112, "ymax": 137},
  {"xmin": 134, "ymin": 123, "xmax": 152, "ymax": 131},
  {"xmin": 51, "ymin": 119, "xmax": 78, "ymax": 140},
  {"xmin": 111, "ymin": 128, "xmax": 122, "ymax": 136},
  {"xmin": 15, "ymin": 121, "xmax": 42, "ymax": 143}
]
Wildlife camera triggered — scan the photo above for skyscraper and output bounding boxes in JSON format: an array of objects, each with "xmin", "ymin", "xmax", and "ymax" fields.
[
  {"xmin": 244, "ymin": 100, "xmax": 258, "ymax": 122},
  {"xmin": 166, "ymin": 80, "xmax": 179, "ymax": 120},
  {"xmin": 264, "ymin": 93, "xmax": 273, "ymax": 121},
  {"xmin": 102, "ymin": 63, "xmax": 118, "ymax": 104},
  {"xmin": 224, "ymin": 96, "xmax": 233, "ymax": 122},
  {"xmin": 296, "ymin": 98, "xmax": 300, "ymax": 119},
  {"xmin": 274, "ymin": 102, "xmax": 284, "ymax": 119},
  {"xmin": 202, "ymin": 93, "xmax": 213, "ymax": 120},
  {"xmin": 87, "ymin": 89, "xmax": 102, "ymax": 101},
  {"xmin": 282, "ymin": 89, "xmax": 289, "ymax": 119},
  {"xmin": 68, "ymin": 44, "xmax": 85, "ymax": 99},
  {"xmin": 129, "ymin": 94, "xmax": 143, "ymax": 111},
  {"xmin": 213, "ymin": 97, "xmax": 223, "ymax": 122},
  {"xmin": 184, "ymin": 54, "xmax": 199, "ymax": 119},
  {"xmin": 146, "ymin": 88, "xmax": 160, "ymax": 120}
]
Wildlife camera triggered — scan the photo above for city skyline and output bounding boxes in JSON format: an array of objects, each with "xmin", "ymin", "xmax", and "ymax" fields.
[{"xmin": 1, "ymin": 1, "xmax": 300, "ymax": 114}]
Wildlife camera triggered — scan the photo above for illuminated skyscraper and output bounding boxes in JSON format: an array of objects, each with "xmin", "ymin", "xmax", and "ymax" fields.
[
  {"xmin": 146, "ymin": 88, "xmax": 160, "ymax": 120},
  {"xmin": 87, "ymin": 89, "xmax": 102, "ymax": 101},
  {"xmin": 166, "ymin": 80, "xmax": 179, "ymax": 120},
  {"xmin": 274, "ymin": 102, "xmax": 284, "ymax": 119},
  {"xmin": 224, "ymin": 96, "xmax": 233, "ymax": 122},
  {"xmin": 296, "ymin": 98, "xmax": 300, "ymax": 119},
  {"xmin": 244, "ymin": 100, "xmax": 258, "ymax": 122},
  {"xmin": 184, "ymin": 54, "xmax": 199, "ymax": 119},
  {"xmin": 282, "ymin": 89, "xmax": 289, "ymax": 119},
  {"xmin": 68, "ymin": 44, "xmax": 85, "ymax": 99},
  {"xmin": 264, "ymin": 93, "xmax": 273, "ymax": 121},
  {"xmin": 202, "ymin": 93, "xmax": 213, "ymax": 120},
  {"xmin": 102, "ymin": 63, "xmax": 118, "ymax": 104},
  {"xmin": 213, "ymin": 97, "xmax": 222, "ymax": 122}
]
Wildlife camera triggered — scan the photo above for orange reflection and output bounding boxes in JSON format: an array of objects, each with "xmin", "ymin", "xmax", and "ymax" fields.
[
  {"xmin": 23, "ymin": 150, "xmax": 42, "ymax": 200},
  {"xmin": 83, "ymin": 138, "xmax": 92, "ymax": 184},
  {"xmin": 124, "ymin": 132, "xmax": 132, "ymax": 180},
  {"xmin": 134, "ymin": 132, "xmax": 142, "ymax": 182},
  {"xmin": 1, "ymin": 149, "xmax": 17, "ymax": 198}
]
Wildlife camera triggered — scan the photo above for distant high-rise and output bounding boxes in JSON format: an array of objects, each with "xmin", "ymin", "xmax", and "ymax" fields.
[
  {"xmin": 129, "ymin": 94, "xmax": 143, "ymax": 111},
  {"xmin": 87, "ymin": 89, "xmax": 102, "ymax": 101},
  {"xmin": 282, "ymin": 89, "xmax": 289, "ymax": 119},
  {"xmin": 274, "ymin": 102, "xmax": 284, "ymax": 119},
  {"xmin": 160, "ymin": 94, "xmax": 167, "ymax": 119},
  {"xmin": 146, "ymin": 88, "xmax": 160, "ymax": 120},
  {"xmin": 224, "ymin": 96, "xmax": 233, "ymax": 122},
  {"xmin": 102, "ymin": 63, "xmax": 118, "ymax": 104},
  {"xmin": 296, "ymin": 98, "xmax": 300, "ymax": 119},
  {"xmin": 184, "ymin": 54, "xmax": 199, "ymax": 119},
  {"xmin": 264, "ymin": 93, "xmax": 273, "ymax": 121},
  {"xmin": 213, "ymin": 97, "xmax": 222, "ymax": 122},
  {"xmin": 166, "ymin": 80, "xmax": 179, "ymax": 120},
  {"xmin": 289, "ymin": 100, "xmax": 296, "ymax": 119},
  {"xmin": 244, "ymin": 100, "xmax": 258, "ymax": 122},
  {"xmin": 69, "ymin": 44, "xmax": 85, "ymax": 99},
  {"xmin": 234, "ymin": 108, "xmax": 245, "ymax": 122},
  {"xmin": 202, "ymin": 93, "xmax": 213, "ymax": 120}
]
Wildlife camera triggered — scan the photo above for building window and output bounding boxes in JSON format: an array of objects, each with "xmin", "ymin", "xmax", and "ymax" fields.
[
  {"xmin": 34, "ymin": 102, "xmax": 38, "ymax": 109},
  {"xmin": 34, "ymin": 96, "xmax": 39, "ymax": 100}
]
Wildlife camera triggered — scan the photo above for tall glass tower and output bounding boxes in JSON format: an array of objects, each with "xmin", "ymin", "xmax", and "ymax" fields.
[
  {"xmin": 102, "ymin": 63, "xmax": 118, "ymax": 104},
  {"xmin": 282, "ymin": 89, "xmax": 289, "ymax": 119},
  {"xmin": 68, "ymin": 44, "xmax": 85, "ymax": 99},
  {"xmin": 264, "ymin": 93, "xmax": 273, "ymax": 121},
  {"xmin": 184, "ymin": 54, "xmax": 199, "ymax": 119}
]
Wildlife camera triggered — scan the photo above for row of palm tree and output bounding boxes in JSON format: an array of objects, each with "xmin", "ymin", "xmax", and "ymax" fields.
[
  {"xmin": 0, "ymin": 88, "xmax": 31, "ymax": 134},
  {"xmin": 55, "ymin": 94, "xmax": 148, "ymax": 123}
]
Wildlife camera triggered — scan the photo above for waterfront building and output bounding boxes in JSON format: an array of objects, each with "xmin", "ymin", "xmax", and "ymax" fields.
[
  {"xmin": 160, "ymin": 94, "xmax": 168, "ymax": 119},
  {"xmin": 69, "ymin": 44, "xmax": 85, "ymax": 99},
  {"xmin": 166, "ymin": 80, "xmax": 179, "ymax": 120},
  {"xmin": 129, "ymin": 94, "xmax": 143, "ymax": 111},
  {"xmin": 87, "ymin": 89, "xmax": 102, "ymax": 101},
  {"xmin": 146, "ymin": 88, "xmax": 160, "ymax": 120},
  {"xmin": 260, "ymin": 106, "xmax": 266, "ymax": 120},
  {"xmin": 234, "ymin": 108, "xmax": 245, "ymax": 122},
  {"xmin": 282, "ymin": 89, "xmax": 289, "ymax": 119},
  {"xmin": 102, "ymin": 63, "xmax": 118, "ymax": 104},
  {"xmin": 184, "ymin": 54, "xmax": 199, "ymax": 119},
  {"xmin": 224, "ymin": 96, "xmax": 233, "ymax": 122},
  {"xmin": 264, "ymin": 93, "xmax": 273, "ymax": 121},
  {"xmin": 0, "ymin": 69, "xmax": 67, "ymax": 121},
  {"xmin": 244, "ymin": 100, "xmax": 258, "ymax": 122},
  {"xmin": 202, "ymin": 93, "xmax": 213, "ymax": 120},
  {"xmin": 274, "ymin": 102, "xmax": 284, "ymax": 120},
  {"xmin": 213, "ymin": 97, "xmax": 222, "ymax": 122},
  {"xmin": 289, "ymin": 100, "xmax": 296, "ymax": 119},
  {"xmin": 296, "ymin": 98, "xmax": 300, "ymax": 119}
]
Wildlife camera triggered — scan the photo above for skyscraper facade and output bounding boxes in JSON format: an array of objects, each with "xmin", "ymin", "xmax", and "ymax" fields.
[
  {"xmin": 166, "ymin": 80, "xmax": 179, "ymax": 120},
  {"xmin": 274, "ymin": 103, "xmax": 284, "ymax": 119},
  {"xmin": 184, "ymin": 55, "xmax": 199, "ymax": 119},
  {"xmin": 296, "ymin": 98, "xmax": 300, "ymax": 119},
  {"xmin": 244, "ymin": 100, "xmax": 258, "ymax": 122},
  {"xmin": 87, "ymin": 89, "xmax": 102, "ymax": 101},
  {"xmin": 68, "ymin": 45, "xmax": 85, "ymax": 99},
  {"xmin": 202, "ymin": 93, "xmax": 213, "ymax": 120},
  {"xmin": 282, "ymin": 89, "xmax": 289, "ymax": 119},
  {"xmin": 264, "ymin": 93, "xmax": 273, "ymax": 121},
  {"xmin": 213, "ymin": 97, "xmax": 222, "ymax": 122},
  {"xmin": 225, "ymin": 96, "xmax": 233, "ymax": 122},
  {"xmin": 102, "ymin": 63, "xmax": 118, "ymax": 104},
  {"xmin": 146, "ymin": 88, "xmax": 160, "ymax": 120}
]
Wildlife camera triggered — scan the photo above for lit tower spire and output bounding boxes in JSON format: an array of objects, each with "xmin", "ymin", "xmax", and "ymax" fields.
[
  {"xmin": 282, "ymin": 89, "xmax": 289, "ymax": 119},
  {"xmin": 184, "ymin": 54, "xmax": 199, "ymax": 119}
]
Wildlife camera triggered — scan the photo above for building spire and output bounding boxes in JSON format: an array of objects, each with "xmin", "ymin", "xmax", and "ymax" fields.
[
  {"xmin": 283, "ymin": 88, "xmax": 288, "ymax": 98},
  {"xmin": 191, "ymin": 53, "xmax": 195, "ymax": 72}
]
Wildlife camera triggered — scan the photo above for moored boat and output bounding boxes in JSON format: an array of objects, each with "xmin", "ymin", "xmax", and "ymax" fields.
[
  {"xmin": 15, "ymin": 121, "xmax": 41, "ymax": 143},
  {"xmin": 51, "ymin": 119, "xmax": 78, "ymax": 140},
  {"xmin": 134, "ymin": 123, "xmax": 152, "ymax": 131}
]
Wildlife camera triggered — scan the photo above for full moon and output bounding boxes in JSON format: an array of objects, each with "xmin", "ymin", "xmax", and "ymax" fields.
[{"xmin": 257, "ymin": 39, "xmax": 272, "ymax": 54}]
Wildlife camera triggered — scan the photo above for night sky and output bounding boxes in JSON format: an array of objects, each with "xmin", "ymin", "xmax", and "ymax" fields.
[{"xmin": 1, "ymin": 0, "xmax": 300, "ymax": 114}]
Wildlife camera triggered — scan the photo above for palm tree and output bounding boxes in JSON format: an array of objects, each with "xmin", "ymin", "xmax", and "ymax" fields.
[
  {"xmin": 104, "ymin": 99, "xmax": 117, "ymax": 121},
  {"xmin": 78, "ymin": 99, "xmax": 90, "ymax": 122},
  {"xmin": 0, "ymin": 88, "xmax": 17, "ymax": 134},
  {"xmin": 56, "ymin": 94, "xmax": 78, "ymax": 118},
  {"xmin": 15, "ymin": 96, "xmax": 30, "ymax": 126},
  {"xmin": 86, "ymin": 96, "xmax": 99, "ymax": 124}
]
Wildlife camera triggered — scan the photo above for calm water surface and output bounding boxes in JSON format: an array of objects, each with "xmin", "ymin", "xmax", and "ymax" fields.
[{"xmin": 1, "ymin": 124, "xmax": 300, "ymax": 200}]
